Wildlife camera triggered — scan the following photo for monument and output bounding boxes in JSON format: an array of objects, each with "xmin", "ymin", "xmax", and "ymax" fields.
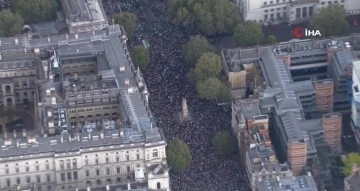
[{"xmin": 177, "ymin": 98, "xmax": 192, "ymax": 123}]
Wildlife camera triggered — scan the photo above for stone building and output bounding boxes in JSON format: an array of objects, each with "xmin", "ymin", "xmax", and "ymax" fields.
[
  {"xmin": 61, "ymin": 0, "xmax": 109, "ymax": 34},
  {"xmin": 0, "ymin": 25, "xmax": 170, "ymax": 191}
]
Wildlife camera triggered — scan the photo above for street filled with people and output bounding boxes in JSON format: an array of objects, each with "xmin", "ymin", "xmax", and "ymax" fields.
[{"xmin": 104, "ymin": 0, "xmax": 251, "ymax": 190}]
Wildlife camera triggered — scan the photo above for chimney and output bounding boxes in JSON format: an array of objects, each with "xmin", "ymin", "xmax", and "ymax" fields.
[
  {"xmin": 77, "ymin": 132, "xmax": 80, "ymax": 142},
  {"xmin": 13, "ymin": 130, "xmax": 16, "ymax": 139},
  {"xmin": 4, "ymin": 129, "xmax": 7, "ymax": 140},
  {"xmin": 75, "ymin": 33, "xmax": 78, "ymax": 39},
  {"xmin": 60, "ymin": 133, "xmax": 64, "ymax": 143},
  {"xmin": 22, "ymin": 129, "xmax": 26, "ymax": 138},
  {"xmin": 14, "ymin": 38, "xmax": 18, "ymax": 45},
  {"xmin": 100, "ymin": 130, "xmax": 104, "ymax": 140}
]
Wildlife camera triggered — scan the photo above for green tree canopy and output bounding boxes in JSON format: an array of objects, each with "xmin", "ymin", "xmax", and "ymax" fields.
[
  {"xmin": 188, "ymin": 52, "xmax": 222, "ymax": 83},
  {"xmin": 212, "ymin": 131, "xmax": 238, "ymax": 155},
  {"xmin": 12, "ymin": 0, "xmax": 57, "ymax": 23},
  {"xmin": 166, "ymin": 138, "xmax": 192, "ymax": 172},
  {"xmin": 309, "ymin": 4, "xmax": 349, "ymax": 37},
  {"xmin": 183, "ymin": 35, "xmax": 214, "ymax": 66},
  {"xmin": 234, "ymin": 21, "xmax": 264, "ymax": 47},
  {"xmin": 196, "ymin": 77, "xmax": 230, "ymax": 101},
  {"xmin": 131, "ymin": 45, "xmax": 149, "ymax": 70},
  {"xmin": 168, "ymin": 0, "xmax": 240, "ymax": 36},
  {"xmin": 265, "ymin": 35, "xmax": 277, "ymax": 44},
  {"xmin": 0, "ymin": 10, "xmax": 24, "ymax": 37},
  {"xmin": 343, "ymin": 152, "xmax": 360, "ymax": 176},
  {"xmin": 114, "ymin": 12, "xmax": 138, "ymax": 37}
]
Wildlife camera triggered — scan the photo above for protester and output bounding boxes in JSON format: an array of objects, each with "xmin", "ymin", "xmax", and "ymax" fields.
[{"xmin": 104, "ymin": 0, "xmax": 251, "ymax": 190}]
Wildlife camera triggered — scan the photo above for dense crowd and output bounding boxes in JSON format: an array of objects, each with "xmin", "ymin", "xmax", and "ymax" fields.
[{"xmin": 104, "ymin": 0, "xmax": 251, "ymax": 190}]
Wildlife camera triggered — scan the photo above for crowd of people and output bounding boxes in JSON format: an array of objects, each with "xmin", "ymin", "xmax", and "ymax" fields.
[{"xmin": 104, "ymin": 0, "xmax": 251, "ymax": 190}]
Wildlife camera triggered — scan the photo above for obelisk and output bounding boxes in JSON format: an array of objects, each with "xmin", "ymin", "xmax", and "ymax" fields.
[{"xmin": 181, "ymin": 98, "xmax": 189, "ymax": 120}]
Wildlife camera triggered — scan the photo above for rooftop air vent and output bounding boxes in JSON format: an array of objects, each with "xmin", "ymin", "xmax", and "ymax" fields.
[
  {"xmin": 125, "ymin": 79, "xmax": 129, "ymax": 86},
  {"xmin": 120, "ymin": 65, "xmax": 125, "ymax": 72}
]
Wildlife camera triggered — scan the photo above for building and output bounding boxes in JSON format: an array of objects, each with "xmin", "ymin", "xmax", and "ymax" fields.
[
  {"xmin": 236, "ymin": 0, "xmax": 360, "ymax": 24},
  {"xmin": 0, "ymin": 25, "xmax": 170, "ymax": 191},
  {"xmin": 232, "ymin": 99, "xmax": 293, "ymax": 189},
  {"xmin": 61, "ymin": 0, "xmax": 109, "ymax": 34},
  {"xmin": 0, "ymin": 0, "xmax": 11, "ymax": 10},
  {"xmin": 224, "ymin": 35, "xmax": 360, "ymax": 189},
  {"xmin": 351, "ymin": 60, "xmax": 360, "ymax": 145},
  {"xmin": 322, "ymin": 113, "xmax": 342, "ymax": 154},
  {"xmin": 256, "ymin": 172, "xmax": 318, "ymax": 191},
  {"xmin": 344, "ymin": 164, "xmax": 360, "ymax": 191}
]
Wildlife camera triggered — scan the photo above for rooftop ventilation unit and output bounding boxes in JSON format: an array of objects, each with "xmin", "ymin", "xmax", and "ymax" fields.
[{"xmin": 125, "ymin": 79, "xmax": 129, "ymax": 86}]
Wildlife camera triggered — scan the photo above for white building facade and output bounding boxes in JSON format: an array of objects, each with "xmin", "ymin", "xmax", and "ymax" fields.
[
  {"xmin": 237, "ymin": 0, "xmax": 358, "ymax": 24},
  {"xmin": 351, "ymin": 60, "xmax": 360, "ymax": 145}
]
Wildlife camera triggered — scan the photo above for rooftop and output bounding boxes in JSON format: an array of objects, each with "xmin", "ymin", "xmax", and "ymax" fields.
[
  {"xmin": 62, "ymin": 0, "xmax": 107, "ymax": 26},
  {"xmin": 256, "ymin": 174, "xmax": 318, "ymax": 191},
  {"xmin": 345, "ymin": 173, "xmax": 360, "ymax": 191}
]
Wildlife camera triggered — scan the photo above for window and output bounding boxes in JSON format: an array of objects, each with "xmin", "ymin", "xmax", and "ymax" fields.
[
  {"xmin": 116, "ymin": 156, "xmax": 120, "ymax": 162},
  {"xmin": 106, "ymin": 168, "xmax": 110, "ymax": 175},
  {"xmin": 328, "ymin": 1, "xmax": 331, "ymax": 4},
  {"xmin": 126, "ymin": 155, "xmax": 129, "ymax": 161},
  {"xmin": 36, "ymin": 165, "xmax": 39, "ymax": 171},
  {"xmin": 265, "ymin": 10, "xmax": 268, "ymax": 13},
  {"xmin": 5, "ymin": 168, "xmax": 9, "ymax": 174},
  {"xmin": 37, "ymin": 175, "xmax": 41, "ymax": 183},
  {"xmin": 126, "ymin": 166, "xmax": 130, "ymax": 173},
  {"xmin": 106, "ymin": 157, "xmax": 109, "ymax": 163},
  {"xmin": 321, "ymin": 2, "xmax": 325, "ymax": 4},
  {"xmin": 46, "ymin": 174, "xmax": 51, "ymax": 182},
  {"xmin": 26, "ymin": 166, "xmax": 29, "ymax": 172},
  {"xmin": 22, "ymin": 81, "xmax": 27, "ymax": 87},
  {"xmin": 72, "ymin": 159, "xmax": 77, "ymax": 168},
  {"xmin": 73, "ymin": 172, "xmax": 78, "ymax": 180},
  {"xmin": 270, "ymin": 1, "xmax": 273, "ymax": 4},
  {"xmin": 95, "ymin": 158, "xmax": 99, "ymax": 165},
  {"xmin": 117, "ymin": 177, "xmax": 121, "ymax": 182},
  {"xmin": 6, "ymin": 179, "xmax": 10, "ymax": 187},
  {"xmin": 67, "ymin": 172, "xmax": 72, "ymax": 180},
  {"xmin": 152, "ymin": 149, "xmax": 158, "ymax": 158},
  {"xmin": 86, "ymin": 170, "xmax": 90, "ymax": 177},
  {"xmin": 157, "ymin": 182, "xmax": 161, "ymax": 189},
  {"xmin": 276, "ymin": 0, "xmax": 279, "ymax": 2},
  {"xmin": 61, "ymin": 173, "xmax": 65, "ymax": 181},
  {"xmin": 97, "ymin": 179, "xmax": 102, "ymax": 185},
  {"xmin": 16, "ymin": 178, "xmax": 20, "ymax": 184},
  {"xmin": 26, "ymin": 177, "xmax": 31, "ymax": 183},
  {"xmin": 264, "ymin": 2, "xmax": 267, "ymax": 5},
  {"xmin": 96, "ymin": 169, "xmax": 100, "ymax": 176},
  {"xmin": 117, "ymin": 167, "xmax": 120, "ymax": 174},
  {"xmin": 46, "ymin": 164, "xmax": 50, "ymax": 170},
  {"xmin": 136, "ymin": 154, "xmax": 140, "ymax": 160}
]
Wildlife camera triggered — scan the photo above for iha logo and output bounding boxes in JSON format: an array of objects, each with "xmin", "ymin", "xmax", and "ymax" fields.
[{"xmin": 293, "ymin": 27, "xmax": 321, "ymax": 38}]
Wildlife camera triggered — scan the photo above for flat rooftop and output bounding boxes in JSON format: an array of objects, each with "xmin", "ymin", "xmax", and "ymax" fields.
[
  {"xmin": 62, "ymin": 0, "xmax": 107, "ymax": 26},
  {"xmin": 64, "ymin": 73, "xmax": 118, "ymax": 92},
  {"xmin": 257, "ymin": 174, "xmax": 318, "ymax": 191}
]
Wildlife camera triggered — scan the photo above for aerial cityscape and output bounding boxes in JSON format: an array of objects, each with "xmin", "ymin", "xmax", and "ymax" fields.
[{"xmin": 0, "ymin": 0, "xmax": 360, "ymax": 191}]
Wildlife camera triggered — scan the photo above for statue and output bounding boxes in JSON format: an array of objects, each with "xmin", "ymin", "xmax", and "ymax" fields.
[{"xmin": 177, "ymin": 98, "xmax": 192, "ymax": 123}]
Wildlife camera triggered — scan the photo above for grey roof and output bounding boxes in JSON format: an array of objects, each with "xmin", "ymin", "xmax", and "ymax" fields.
[
  {"xmin": 0, "ymin": 25, "xmax": 163, "ymax": 157},
  {"xmin": 62, "ymin": 0, "xmax": 107, "ymax": 24},
  {"xmin": 256, "ymin": 174, "xmax": 318, "ymax": 191},
  {"xmin": 0, "ymin": 130, "xmax": 164, "ymax": 159}
]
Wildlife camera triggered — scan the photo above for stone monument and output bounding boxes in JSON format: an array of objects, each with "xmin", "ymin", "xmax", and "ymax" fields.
[{"xmin": 177, "ymin": 98, "xmax": 192, "ymax": 123}]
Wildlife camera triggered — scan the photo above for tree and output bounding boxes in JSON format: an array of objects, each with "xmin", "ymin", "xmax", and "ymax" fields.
[
  {"xmin": 265, "ymin": 35, "xmax": 277, "ymax": 44},
  {"xmin": 343, "ymin": 152, "xmax": 360, "ymax": 176},
  {"xmin": 131, "ymin": 45, "xmax": 149, "ymax": 70},
  {"xmin": 309, "ymin": 4, "xmax": 348, "ymax": 37},
  {"xmin": 183, "ymin": 35, "xmax": 214, "ymax": 66},
  {"xmin": 167, "ymin": 0, "xmax": 240, "ymax": 36},
  {"xmin": 12, "ymin": 0, "xmax": 57, "ymax": 23},
  {"xmin": 196, "ymin": 77, "xmax": 230, "ymax": 101},
  {"xmin": 0, "ymin": 10, "xmax": 24, "ymax": 37},
  {"xmin": 166, "ymin": 138, "xmax": 192, "ymax": 172},
  {"xmin": 188, "ymin": 52, "xmax": 222, "ymax": 83},
  {"xmin": 212, "ymin": 131, "xmax": 238, "ymax": 155},
  {"xmin": 114, "ymin": 12, "xmax": 137, "ymax": 37},
  {"xmin": 234, "ymin": 21, "xmax": 264, "ymax": 47}
]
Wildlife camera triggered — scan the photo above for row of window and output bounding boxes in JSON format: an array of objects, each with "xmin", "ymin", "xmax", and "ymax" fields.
[
  {"xmin": 5, "ymin": 174, "xmax": 51, "ymax": 187},
  {"xmin": 4, "ymin": 161, "xmax": 50, "ymax": 174},
  {"xmin": 68, "ymin": 105, "xmax": 118, "ymax": 113},
  {"xmin": 320, "ymin": 0, "xmax": 344, "ymax": 5},
  {"xmin": 265, "ymin": 7, "xmax": 287, "ymax": 12},
  {"xmin": 62, "ymin": 63, "xmax": 96, "ymax": 70},
  {"xmin": 0, "ymin": 71, "xmax": 36, "ymax": 78}
]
